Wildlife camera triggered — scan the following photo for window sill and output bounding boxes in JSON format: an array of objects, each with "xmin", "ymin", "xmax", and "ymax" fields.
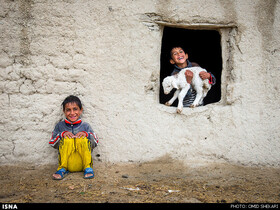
[{"xmin": 158, "ymin": 102, "xmax": 224, "ymax": 116}]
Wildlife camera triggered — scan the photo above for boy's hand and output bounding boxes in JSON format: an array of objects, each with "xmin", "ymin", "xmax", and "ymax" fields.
[
  {"xmin": 199, "ymin": 72, "xmax": 210, "ymax": 80},
  {"xmin": 62, "ymin": 131, "xmax": 87, "ymax": 138},
  {"xmin": 75, "ymin": 132, "xmax": 87, "ymax": 138},
  {"xmin": 63, "ymin": 131, "xmax": 75, "ymax": 138},
  {"xmin": 185, "ymin": 70, "xmax": 193, "ymax": 84}
]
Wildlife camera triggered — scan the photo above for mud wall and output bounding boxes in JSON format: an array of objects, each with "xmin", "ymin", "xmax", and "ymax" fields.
[{"xmin": 0, "ymin": 0, "xmax": 279, "ymax": 166}]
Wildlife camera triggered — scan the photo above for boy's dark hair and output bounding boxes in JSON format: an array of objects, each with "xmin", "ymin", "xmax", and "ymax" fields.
[
  {"xmin": 62, "ymin": 95, "xmax": 82, "ymax": 111},
  {"xmin": 169, "ymin": 46, "xmax": 186, "ymax": 59}
]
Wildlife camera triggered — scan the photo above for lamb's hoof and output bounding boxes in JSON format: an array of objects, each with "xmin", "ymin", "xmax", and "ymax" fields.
[
  {"xmin": 165, "ymin": 102, "xmax": 171, "ymax": 106},
  {"xmin": 176, "ymin": 109, "xmax": 182, "ymax": 114},
  {"xmin": 190, "ymin": 104, "xmax": 197, "ymax": 108}
]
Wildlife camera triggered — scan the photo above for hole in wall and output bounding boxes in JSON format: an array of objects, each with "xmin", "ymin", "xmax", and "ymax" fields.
[{"xmin": 160, "ymin": 26, "xmax": 222, "ymax": 106}]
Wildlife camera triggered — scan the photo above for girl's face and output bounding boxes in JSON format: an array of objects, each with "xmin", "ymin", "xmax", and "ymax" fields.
[{"xmin": 63, "ymin": 102, "xmax": 83, "ymax": 123}]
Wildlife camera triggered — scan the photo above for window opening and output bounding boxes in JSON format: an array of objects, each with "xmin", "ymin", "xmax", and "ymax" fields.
[{"xmin": 160, "ymin": 27, "xmax": 222, "ymax": 106}]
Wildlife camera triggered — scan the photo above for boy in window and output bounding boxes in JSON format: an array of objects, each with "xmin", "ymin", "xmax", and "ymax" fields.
[{"xmin": 169, "ymin": 46, "xmax": 216, "ymax": 107}]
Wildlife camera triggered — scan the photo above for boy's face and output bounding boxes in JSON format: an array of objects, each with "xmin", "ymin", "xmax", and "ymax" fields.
[
  {"xmin": 170, "ymin": 47, "xmax": 188, "ymax": 66},
  {"xmin": 63, "ymin": 102, "xmax": 83, "ymax": 123}
]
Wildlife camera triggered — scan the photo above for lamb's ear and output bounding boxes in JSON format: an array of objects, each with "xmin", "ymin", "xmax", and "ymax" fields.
[{"xmin": 172, "ymin": 79, "xmax": 179, "ymax": 89}]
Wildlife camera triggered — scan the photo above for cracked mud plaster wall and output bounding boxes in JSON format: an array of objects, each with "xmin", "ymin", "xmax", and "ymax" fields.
[{"xmin": 0, "ymin": 0, "xmax": 280, "ymax": 166}]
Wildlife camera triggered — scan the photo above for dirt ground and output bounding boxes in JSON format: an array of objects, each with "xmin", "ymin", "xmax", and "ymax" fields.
[{"xmin": 0, "ymin": 157, "xmax": 279, "ymax": 203}]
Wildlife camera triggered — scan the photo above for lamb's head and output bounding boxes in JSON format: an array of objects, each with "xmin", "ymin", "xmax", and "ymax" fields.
[{"xmin": 162, "ymin": 76, "xmax": 178, "ymax": 94}]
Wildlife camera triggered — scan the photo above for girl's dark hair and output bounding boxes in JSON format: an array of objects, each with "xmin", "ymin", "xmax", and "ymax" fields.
[{"xmin": 62, "ymin": 95, "xmax": 82, "ymax": 111}]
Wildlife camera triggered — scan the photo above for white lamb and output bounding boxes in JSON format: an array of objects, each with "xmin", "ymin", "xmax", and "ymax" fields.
[{"xmin": 162, "ymin": 67, "xmax": 212, "ymax": 113}]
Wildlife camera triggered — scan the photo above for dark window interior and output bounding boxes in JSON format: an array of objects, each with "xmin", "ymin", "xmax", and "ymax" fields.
[{"xmin": 160, "ymin": 27, "xmax": 222, "ymax": 106}]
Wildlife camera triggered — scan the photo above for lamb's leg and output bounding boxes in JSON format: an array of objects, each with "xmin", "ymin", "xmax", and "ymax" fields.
[
  {"xmin": 177, "ymin": 85, "xmax": 190, "ymax": 113},
  {"xmin": 165, "ymin": 89, "xmax": 180, "ymax": 106},
  {"xmin": 190, "ymin": 86, "xmax": 203, "ymax": 108},
  {"xmin": 199, "ymin": 88, "xmax": 209, "ymax": 105},
  {"xmin": 199, "ymin": 94, "xmax": 204, "ymax": 105}
]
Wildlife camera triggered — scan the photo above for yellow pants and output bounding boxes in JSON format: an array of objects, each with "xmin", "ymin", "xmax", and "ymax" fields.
[{"xmin": 57, "ymin": 137, "xmax": 93, "ymax": 172}]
